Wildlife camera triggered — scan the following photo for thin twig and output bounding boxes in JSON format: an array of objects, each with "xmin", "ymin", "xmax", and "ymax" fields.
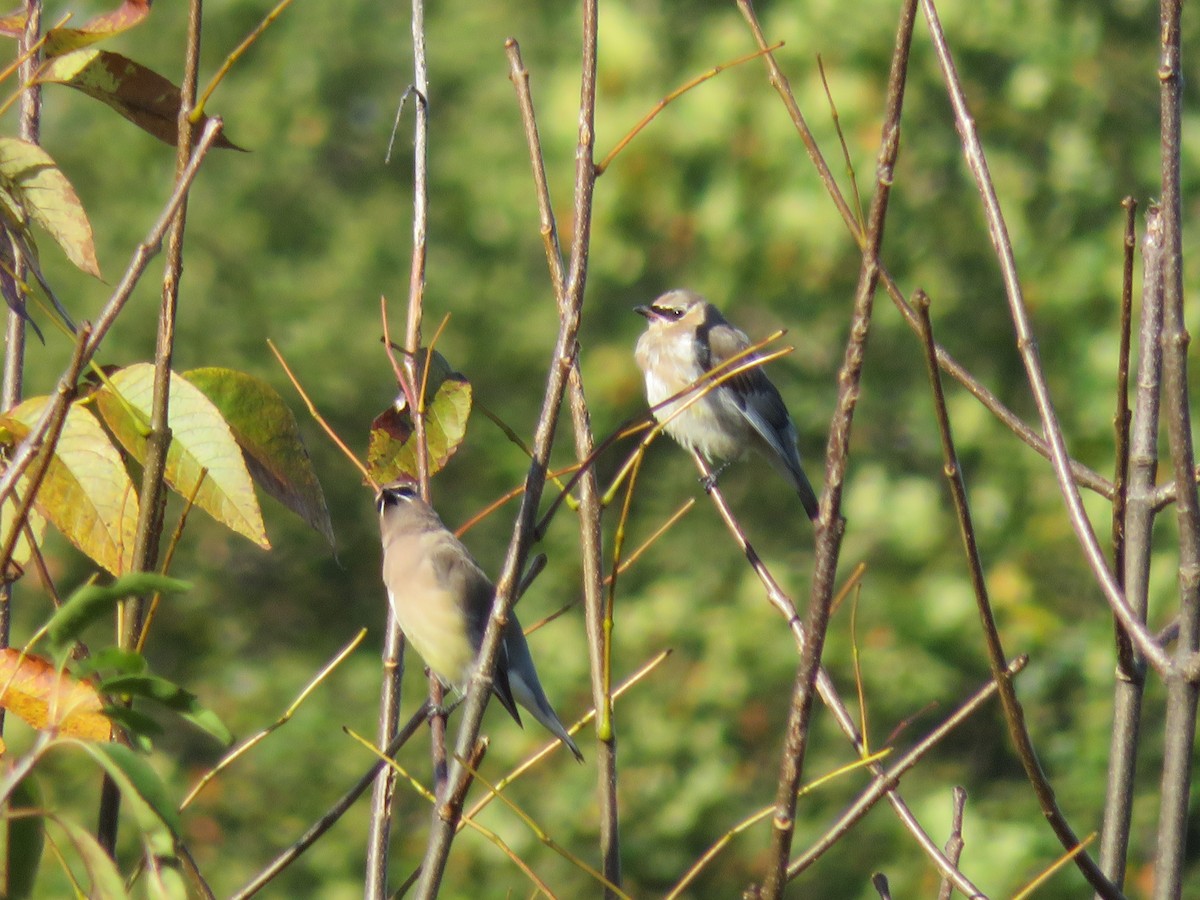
[
  {"xmin": 786, "ymin": 660, "xmax": 1021, "ymax": 883},
  {"xmin": 759, "ymin": 1, "xmax": 913, "ymax": 893},
  {"xmin": 413, "ymin": 4, "xmax": 600, "ymax": 893},
  {"xmin": 229, "ymin": 701, "xmax": 431, "ymax": 899},
  {"xmin": 1099, "ymin": 206, "xmax": 1161, "ymax": 891},
  {"xmin": 98, "ymin": 0, "xmax": 205, "ymax": 856},
  {"xmin": 0, "ymin": 118, "xmax": 223, "ymax": 511},
  {"xmin": 692, "ymin": 454, "xmax": 984, "ymax": 897},
  {"xmin": 1151, "ymin": 4, "xmax": 1200, "ymax": 897},
  {"xmin": 914, "ymin": 292, "xmax": 1120, "ymax": 898},
  {"xmin": 505, "ymin": 36, "xmax": 619, "ymax": 892},
  {"xmin": 735, "ymin": 1, "xmax": 1114, "ymax": 504},
  {"xmin": 936, "ymin": 787, "xmax": 967, "ymax": 900},
  {"xmin": 919, "ymin": 0, "xmax": 1168, "ymax": 678}
]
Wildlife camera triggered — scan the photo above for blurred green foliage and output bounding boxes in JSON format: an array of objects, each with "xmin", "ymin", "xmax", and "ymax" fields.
[{"xmin": 5, "ymin": 0, "xmax": 1198, "ymax": 896}]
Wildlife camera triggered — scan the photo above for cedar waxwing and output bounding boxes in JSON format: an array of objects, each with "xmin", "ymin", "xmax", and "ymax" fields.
[
  {"xmin": 376, "ymin": 480, "xmax": 583, "ymax": 761},
  {"xmin": 634, "ymin": 289, "xmax": 820, "ymax": 520}
]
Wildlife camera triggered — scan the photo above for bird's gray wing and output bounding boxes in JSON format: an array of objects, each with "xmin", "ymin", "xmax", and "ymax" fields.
[
  {"xmin": 703, "ymin": 316, "xmax": 820, "ymax": 519},
  {"xmin": 429, "ymin": 539, "xmax": 523, "ymax": 726}
]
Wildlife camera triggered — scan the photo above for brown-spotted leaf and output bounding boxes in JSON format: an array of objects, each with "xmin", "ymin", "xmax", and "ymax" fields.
[
  {"xmin": 42, "ymin": 0, "xmax": 153, "ymax": 57},
  {"xmin": 367, "ymin": 349, "xmax": 472, "ymax": 484},
  {"xmin": 0, "ymin": 396, "xmax": 138, "ymax": 575},
  {"xmin": 0, "ymin": 138, "xmax": 100, "ymax": 278},
  {"xmin": 183, "ymin": 367, "xmax": 334, "ymax": 547},
  {"xmin": 35, "ymin": 49, "xmax": 242, "ymax": 150},
  {"xmin": 0, "ymin": 648, "xmax": 110, "ymax": 740},
  {"xmin": 94, "ymin": 364, "xmax": 269, "ymax": 549}
]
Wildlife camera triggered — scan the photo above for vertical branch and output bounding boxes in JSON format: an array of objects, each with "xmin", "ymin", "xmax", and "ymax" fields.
[
  {"xmin": 1152, "ymin": 3, "xmax": 1200, "ymax": 898},
  {"xmin": 365, "ymin": 1, "xmax": 428, "ymax": 894},
  {"xmin": 1112, "ymin": 198, "xmax": 1138, "ymax": 674},
  {"xmin": 1099, "ymin": 207, "xmax": 1164, "ymax": 889},
  {"xmin": 98, "ymin": 0, "xmax": 204, "ymax": 856},
  {"xmin": 414, "ymin": 2, "xmax": 599, "ymax": 894},
  {"xmin": 0, "ymin": 0, "xmax": 42, "ymax": 737},
  {"xmin": 757, "ymin": 2, "xmax": 914, "ymax": 895},
  {"xmin": 505, "ymin": 36, "xmax": 619, "ymax": 893}
]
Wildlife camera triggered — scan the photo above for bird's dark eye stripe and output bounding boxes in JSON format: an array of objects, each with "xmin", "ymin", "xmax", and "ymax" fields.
[{"xmin": 653, "ymin": 305, "xmax": 685, "ymax": 319}]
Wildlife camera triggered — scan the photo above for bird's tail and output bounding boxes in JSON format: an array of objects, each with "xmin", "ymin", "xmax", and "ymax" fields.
[{"xmin": 504, "ymin": 622, "xmax": 584, "ymax": 762}]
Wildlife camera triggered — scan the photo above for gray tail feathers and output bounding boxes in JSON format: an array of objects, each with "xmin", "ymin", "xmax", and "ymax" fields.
[
  {"xmin": 503, "ymin": 620, "xmax": 584, "ymax": 762},
  {"xmin": 794, "ymin": 466, "xmax": 820, "ymax": 521}
]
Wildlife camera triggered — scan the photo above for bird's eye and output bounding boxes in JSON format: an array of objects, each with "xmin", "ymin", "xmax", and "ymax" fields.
[{"xmin": 654, "ymin": 305, "xmax": 684, "ymax": 320}]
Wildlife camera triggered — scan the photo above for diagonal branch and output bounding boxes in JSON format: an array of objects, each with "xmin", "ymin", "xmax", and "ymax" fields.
[
  {"xmin": 919, "ymin": 0, "xmax": 1169, "ymax": 676},
  {"xmin": 757, "ymin": 1, "xmax": 914, "ymax": 894}
]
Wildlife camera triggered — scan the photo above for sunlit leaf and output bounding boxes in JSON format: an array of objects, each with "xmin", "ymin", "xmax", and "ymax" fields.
[
  {"xmin": 46, "ymin": 574, "xmax": 191, "ymax": 649},
  {"xmin": 0, "ymin": 492, "xmax": 46, "ymax": 583},
  {"xmin": 183, "ymin": 367, "xmax": 334, "ymax": 547},
  {"xmin": 102, "ymin": 673, "xmax": 232, "ymax": 745},
  {"xmin": 42, "ymin": 0, "xmax": 153, "ymax": 57},
  {"xmin": 0, "ymin": 138, "xmax": 100, "ymax": 278},
  {"xmin": 367, "ymin": 349, "xmax": 472, "ymax": 484},
  {"xmin": 0, "ymin": 396, "xmax": 139, "ymax": 575},
  {"xmin": 34, "ymin": 49, "xmax": 242, "ymax": 150},
  {"xmin": 0, "ymin": 649, "xmax": 109, "ymax": 740},
  {"xmin": 94, "ymin": 364, "xmax": 270, "ymax": 548},
  {"xmin": 3, "ymin": 775, "xmax": 43, "ymax": 899}
]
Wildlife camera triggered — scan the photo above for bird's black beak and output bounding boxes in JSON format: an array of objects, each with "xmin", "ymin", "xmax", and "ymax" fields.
[{"xmin": 634, "ymin": 305, "xmax": 654, "ymax": 318}]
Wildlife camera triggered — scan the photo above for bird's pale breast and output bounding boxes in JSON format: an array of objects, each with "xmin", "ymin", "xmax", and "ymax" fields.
[
  {"xmin": 636, "ymin": 329, "xmax": 750, "ymax": 461},
  {"xmin": 384, "ymin": 538, "xmax": 476, "ymax": 687}
]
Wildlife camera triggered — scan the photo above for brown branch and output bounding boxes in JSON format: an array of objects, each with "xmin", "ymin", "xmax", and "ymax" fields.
[
  {"xmin": 919, "ymin": 0, "xmax": 1168, "ymax": 678},
  {"xmin": 758, "ymin": 1, "xmax": 913, "ymax": 893},
  {"xmin": 914, "ymin": 292, "xmax": 1121, "ymax": 898},
  {"xmin": 413, "ymin": 3, "xmax": 600, "ymax": 892},
  {"xmin": 788, "ymin": 659, "xmax": 1024, "ymax": 885},
  {"xmin": 1151, "ymin": 4, "xmax": 1200, "ymax": 898}
]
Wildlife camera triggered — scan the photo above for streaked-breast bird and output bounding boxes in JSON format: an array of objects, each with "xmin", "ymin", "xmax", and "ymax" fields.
[
  {"xmin": 377, "ymin": 479, "xmax": 583, "ymax": 760},
  {"xmin": 634, "ymin": 288, "xmax": 820, "ymax": 520}
]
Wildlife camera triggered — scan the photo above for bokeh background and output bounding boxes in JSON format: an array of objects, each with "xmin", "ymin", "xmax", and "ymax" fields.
[{"xmin": 7, "ymin": 0, "xmax": 1199, "ymax": 896}]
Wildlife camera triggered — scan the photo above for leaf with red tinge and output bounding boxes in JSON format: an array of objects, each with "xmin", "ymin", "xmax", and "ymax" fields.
[
  {"xmin": 184, "ymin": 367, "xmax": 334, "ymax": 547},
  {"xmin": 367, "ymin": 349, "xmax": 472, "ymax": 484},
  {"xmin": 35, "ymin": 49, "xmax": 243, "ymax": 150},
  {"xmin": 0, "ymin": 396, "xmax": 139, "ymax": 575},
  {"xmin": 42, "ymin": 0, "xmax": 153, "ymax": 57},
  {"xmin": 0, "ymin": 138, "xmax": 100, "ymax": 278},
  {"xmin": 94, "ymin": 365, "xmax": 269, "ymax": 549},
  {"xmin": 0, "ymin": 648, "xmax": 110, "ymax": 740}
]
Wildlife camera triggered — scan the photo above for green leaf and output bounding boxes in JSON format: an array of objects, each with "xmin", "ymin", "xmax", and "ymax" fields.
[
  {"xmin": 47, "ymin": 574, "xmax": 191, "ymax": 649},
  {"xmin": 101, "ymin": 674, "xmax": 233, "ymax": 745},
  {"xmin": 367, "ymin": 349, "xmax": 473, "ymax": 484},
  {"xmin": 183, "ymin": 368, "xmax": 334, "ymax": 547},
  {"xmin": 93, "ymin": 364, "xmax": 270, "ymax": 549},
  {"xmin": 101, "ymin": 705, "xmax": 163, "ymax": 742},
  {"xmin": 34, "ymin": 49, "xmax": 242, "ymax": 150},
  {"xmin": 46, "ymin": 817, "xmax": 126, "ymax": 900},
  {"xmin": 1, "ymin": 396, "xmax": 139, "ymax": 575},
  {"xmin": 3, "ymin": 775, "xmax": 43, "ymax": 899},
  {"xmin": 72, "ymin": 741, "xmax": 181, "ymax": 842},
  {"xmin": 0, "ymin": 138, "xmax": 100, "ymax": 278},
  {"xmin": 71, "ymin": 647, "xmax": 147, "ymax": 680}
]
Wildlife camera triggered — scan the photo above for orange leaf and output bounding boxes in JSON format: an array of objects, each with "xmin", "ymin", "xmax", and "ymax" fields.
[
  {"xmin": 0, "ymin": 648, "xmax": 110, "ymax": 740},
  {"xmin": 43, "ymin": 0, "xmax": 153, "ymax": 57}
]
